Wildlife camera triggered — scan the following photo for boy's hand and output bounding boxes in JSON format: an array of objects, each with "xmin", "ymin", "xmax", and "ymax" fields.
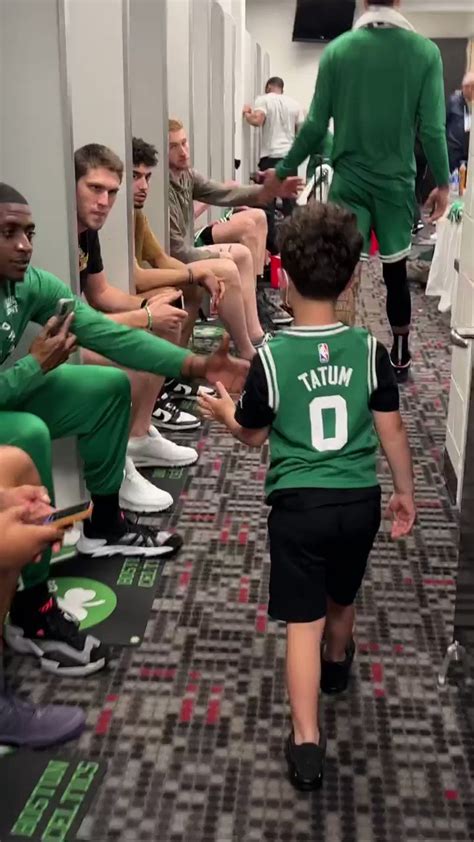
[
  {"xmin": 387, "ymin": 493, "xmax": 416, "ymax": 539},
  {"xmin": 204, "ymin": 335, "xmax": 249, "ymax": 394},
  {"xmin": 198, "ymin": 381, "xmax": 236, "ymax": 425}
]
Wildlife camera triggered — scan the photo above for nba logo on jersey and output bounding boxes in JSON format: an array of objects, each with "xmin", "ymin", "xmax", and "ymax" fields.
[{"xmin": 318, "ymin": 343, "xmax": 330, "ymax": 364}]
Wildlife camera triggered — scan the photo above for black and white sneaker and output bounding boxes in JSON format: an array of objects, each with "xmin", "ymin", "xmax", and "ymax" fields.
[
  {"xmin": 152, "ymin": 394, "xmax": 201, "ymax": 431},
  {"xmin": 252, "ymin": 332, "xmax": 273, "ymax": 350},
  {"xmin": 257, "ymin": 289, "xmax": 293, "ymax": 327},
  {"xmin": 6, "ymin": 593, "xmax": 107, "ymax": 677},
  {"xmin": 164, "ymin": 378, "xmax": 215, "ymax": 402},
  {"xmin": 77, "ymin": 517, "xmax": 183, "ymax": 559}
]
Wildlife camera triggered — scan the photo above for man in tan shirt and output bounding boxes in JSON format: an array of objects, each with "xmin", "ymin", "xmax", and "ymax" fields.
[{"xmin": 134, "ymin": 136, "xmax": 276, "ymax": 361}]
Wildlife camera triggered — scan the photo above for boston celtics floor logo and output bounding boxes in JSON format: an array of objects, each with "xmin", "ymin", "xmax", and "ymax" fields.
[{"xmin": 51, "ymin": 578, "xmax": 117, "ymax": 630}]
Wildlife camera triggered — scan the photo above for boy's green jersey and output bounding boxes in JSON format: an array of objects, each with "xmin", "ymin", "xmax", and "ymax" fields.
[{"xmin": 258, "ymin": 325, "xmax": 380, "ymax": 495}]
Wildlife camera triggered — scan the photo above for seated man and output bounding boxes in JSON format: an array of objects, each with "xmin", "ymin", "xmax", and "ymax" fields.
[
  {"xmin": 168, "ymin": 119, "xmax": 298, "ymax": 345},
  {"xmin": 0, "ymin": 181, "xmax": 247, "ymax": 676},
  {"xmin": 0, "ymin": 446, "xmax": 86, "ymax": 747},
  {"xmin": 193, "ymin": 192, "xmax": 268, "ymax": 286},
  {"xmin": 74, "ymin": 144, "xmax": 200, "ymax": 517},
  {"xmin": 132, "ymin": 137, "xmax": 225, "ymax": 399}
]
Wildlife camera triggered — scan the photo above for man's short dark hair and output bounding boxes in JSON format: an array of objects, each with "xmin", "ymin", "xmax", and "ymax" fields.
[
  {"xmin": 278, "ymin": 203, "xmax": 362, "ymax": 301},
  {"xmin": 369, "ymin": 0, "xmax": 395, "ymax": 5},
  {"xmin": 0, "ymin": 183, "xmax": 28, "ymax": 205},
  {"xmin": 266, "ymin": 76, "xmax": 284, "ymax": 91},
  {"xmin": 74, "ymin": 144, "xmax": 124, "ymax": 183},
  {"xmin": 132, "ymin": 137, "xmax": 159, "ymax": 168}
]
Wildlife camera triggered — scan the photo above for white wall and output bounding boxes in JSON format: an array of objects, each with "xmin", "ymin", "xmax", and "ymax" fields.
[
  {"xmin": 66, "ymin": 0, "xmax": 133, "ymax": 293},
  {"xmin": 246, "ymin": 0, "xmax": 323, "ymax": 110},
  {"xmin": 246, "ymin": 0, "xmax": 474, "ymax": 111},
  {"xmin": 130, "ymin": 0, "xmax": 169, "ymax": 246}
]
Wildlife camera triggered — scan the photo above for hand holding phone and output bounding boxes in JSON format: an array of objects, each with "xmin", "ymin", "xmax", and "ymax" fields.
[
  {"xmin": 44, "ymin": 501, "xmax": 92, "ymax": 529},
  {"xmin": 48, "ymin": 298, "xmax": 76, "ymax": 336},
  {"xmin": 30, "ymin": 305, "xmax": 77, "ymax": 373}
]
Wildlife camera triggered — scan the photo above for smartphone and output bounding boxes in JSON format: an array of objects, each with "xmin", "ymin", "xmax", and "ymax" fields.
[
  {"xmin": 45, "ymin": 501, "xmax": 92, "ymax": 529},
  {"xmin": 49, "ymin": 298, "xmax": 76, "ymax": 335}
]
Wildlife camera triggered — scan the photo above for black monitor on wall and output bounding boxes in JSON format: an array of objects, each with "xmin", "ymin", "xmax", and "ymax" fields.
[{"xmin": 292, "ymin": 0, "xmax": 356, "ymax": 43}]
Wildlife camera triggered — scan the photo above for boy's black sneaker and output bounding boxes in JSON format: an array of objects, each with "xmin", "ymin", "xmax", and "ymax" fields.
[
  {"xmin": 285, "ymin": 731, "xmax": 326, "ymax": 791},
  {"xmin": 6, "ymin": 593, "xmax": 108, "ymax": 677},
  {"xmin": 320, "ymin": 638, "xmax": 356, "ymax": 695}
]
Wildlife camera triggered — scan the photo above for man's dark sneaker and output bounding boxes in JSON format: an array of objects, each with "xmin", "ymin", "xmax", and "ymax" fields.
[
  {"xmin": 285, "ymin": 731, "xmax": 326, "ymax": 792},
  {"xmin": 152, "ymin": 394, "xmax": 201, "ymax": 431},
  {"xmin": 257, "ymin": 289, "xmax": 293, "ymax": 327},
  {"xmin": 320, "ymin": 638, "xmax": 356, "ymax": 695},
  {"xmin": 164, "ymin": 378, "xmax": 215, "ymax": 402},
  {"xmin": 5, "ymin": 595, "xmax": 108, "ymax": 677},
  {"xmin": 78, "ymin": 518, "xmax": 183, "ymax": 559},
  {"xmin": 390, "ymin": 356, "xmax": 411, "ymax": 384},
  {"xmin": 0, "ymin": 693, "xmax": 85, "ymax": 747}
]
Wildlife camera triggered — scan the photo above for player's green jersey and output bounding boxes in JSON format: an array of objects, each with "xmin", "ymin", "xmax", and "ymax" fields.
[{"xmin": 259, "ymin": 324, "xmax": 380, "ymax": 495}]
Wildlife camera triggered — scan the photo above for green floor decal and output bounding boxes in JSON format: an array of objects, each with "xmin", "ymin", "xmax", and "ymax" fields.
[
  {"xmin": 50, "ymin": 554, "xmax": 165, "ymax": 646},
  {"xmin": 0, "ymin": 752, "xmax": 105, "ymax": 842},
  {"xmin": 140, "ymin": 461, "xmax": 193, "ymax": 503}
]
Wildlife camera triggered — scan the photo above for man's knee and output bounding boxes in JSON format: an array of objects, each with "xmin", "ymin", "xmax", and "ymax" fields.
[
  {"xmin": 14, "ymin": 415, "xmax": 51, "ymax": 457},
  {"xmin": 238, "ymin": 217, "xmax": 258, "ymax": 245},
  {"xmin": 94, "ymin": 367, "xmax": 131, "ymax": 404},
  {"xmin": 1, "ymin": 414, "xmax": 52, "ymax": 480},
  {"xmin": 0, "ymin": 446, "xmax": 38, "ymax": 487},
  {"xmin": 230, "ymin": 242, "xmax": 254, "ymax": 268},
  {"xmin": 249, "ymin": 208, "xmax": 268, "ymax": 232},
  {"xmin": 212, "ymin": 257, "xmax": 240, "ymax": 287}
]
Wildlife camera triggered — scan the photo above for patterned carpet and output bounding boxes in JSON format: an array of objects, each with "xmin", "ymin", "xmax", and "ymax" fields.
[{"xmin": 7, "ymin": 262, "xmax": 474, "ymax": 842}]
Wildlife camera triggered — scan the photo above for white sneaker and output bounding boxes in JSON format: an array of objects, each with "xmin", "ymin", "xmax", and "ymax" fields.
[
  {"xmin": 127, "ymin": 427, "xmax": 198, "ymax": 468},
  {"xmin": 119, "ymin": 457, "xmax": 173, "ymax": 513}
]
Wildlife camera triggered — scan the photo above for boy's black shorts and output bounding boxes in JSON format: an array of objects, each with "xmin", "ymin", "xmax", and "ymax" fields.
[{"xmin": 267, "ymin": 488, "xmax": 382, "ymax": 623}]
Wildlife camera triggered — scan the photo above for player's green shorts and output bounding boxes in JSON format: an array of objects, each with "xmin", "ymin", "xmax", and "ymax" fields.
[
  {"xmin": 329, "ymin": 173, "xmax": 414, "ymax": 264},
  {"xmin": 194, "ymin": 208, "xmax": 235, "ymax": 248}
]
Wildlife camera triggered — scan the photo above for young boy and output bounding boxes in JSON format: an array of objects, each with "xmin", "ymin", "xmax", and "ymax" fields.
[{"xmin": 198, "ymin": 203, "xmax": 416, "ymax": 791}]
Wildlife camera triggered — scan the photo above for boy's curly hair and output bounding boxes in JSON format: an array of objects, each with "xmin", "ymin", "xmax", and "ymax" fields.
[{"xmin": 278, "ymin": 202, "xmax": 362, "ymax": 300}]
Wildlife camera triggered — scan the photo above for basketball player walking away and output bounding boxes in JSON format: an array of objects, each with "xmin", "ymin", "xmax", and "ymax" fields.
[
  {"xmin": 263, "ymin": 0, "xmax": 450, "ymax": 382},
  {"xmin": 199, "ymin": 203, "xmax": 416, "ymax": 790}
]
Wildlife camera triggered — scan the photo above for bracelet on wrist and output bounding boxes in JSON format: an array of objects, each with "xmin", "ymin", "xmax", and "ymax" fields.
[
  {"xmin": 144, "ymin": 303, "xmax": 153, "ymax": 331},
  {"xmin": 188, "ymin": 267, "xmax": 194, "ymax": 285}
]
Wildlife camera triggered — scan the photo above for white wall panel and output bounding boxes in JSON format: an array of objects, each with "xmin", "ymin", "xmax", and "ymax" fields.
[
  {"xmin": 66, "ymin": 0, "xmax": 133, "ymax": 293},
  {"xmin": 130, "ymin": 0, "xmax": 169, "ymax": 246}
]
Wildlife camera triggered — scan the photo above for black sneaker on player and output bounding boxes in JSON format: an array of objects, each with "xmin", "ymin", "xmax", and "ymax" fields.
[
  {"xmin": 152, "ymin": 394, "xmax": 201, "ymax": 431},
  {"xmin": 163, "ymin": 378, "xmax": 215, "ymax": 402},
  {"xmin": 320, "ymin": 638, "xmax": 356, "ymax": 695},
  {"xmin": 390, "ymin": 354, "xmax": 412, "ymax": 384},
  {"xmin": 390, "ymin": 337, "xmax": 411, "ymax": 384},
  {"xmin": 257, "ymin": 288, "xmax": 293, "ymax": 327},
  {"xmin": 77, "ymin": 514, "xmax": 184, "ymax": 559},
  {"xmin": 5, "ymin": 589, "xmax": 108, "ymax": 677}
]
